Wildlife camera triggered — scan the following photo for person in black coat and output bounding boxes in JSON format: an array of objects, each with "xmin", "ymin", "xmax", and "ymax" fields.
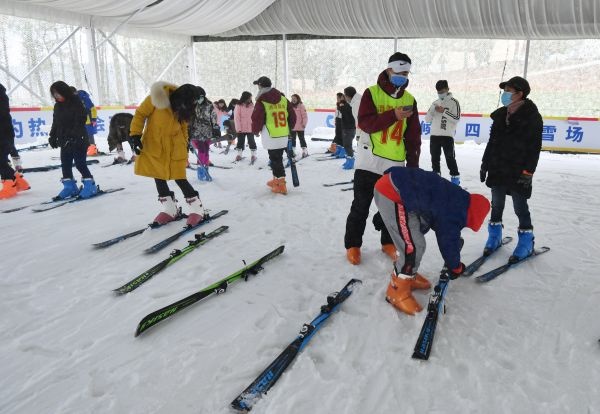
[
  {"xmin": 49, "ymin": 80, "xmax": 98, "ymax": 199},
  {"xmin": 0, "ymin": 83, "xmax": 30, "ymax": 199},
  {"xmin": 480, "ymin": 76, "xmax": 542, "ymax": 261}
]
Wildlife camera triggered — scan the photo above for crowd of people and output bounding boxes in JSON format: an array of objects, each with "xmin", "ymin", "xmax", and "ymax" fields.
[{"xmin": 0, "ymin": 50, "xmax": 543, "ymax": 316}]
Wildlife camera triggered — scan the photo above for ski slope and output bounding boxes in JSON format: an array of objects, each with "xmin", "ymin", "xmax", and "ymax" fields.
[{"xmin": 1, "ymin": 139, "xmax": 599, "ymax": 414}]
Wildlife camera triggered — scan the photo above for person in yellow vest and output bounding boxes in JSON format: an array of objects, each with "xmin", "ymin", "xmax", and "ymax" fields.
[
  {"xmin": 344, "ymin": 52, "xmax": 422, "ymax": 265},
  {"xmin": 129, "ymin": 82, "xmax": 207, "ymax": 227},
  {"xmin": 251, "ymin": 76, "xmax": 296, "ymax": 195}
]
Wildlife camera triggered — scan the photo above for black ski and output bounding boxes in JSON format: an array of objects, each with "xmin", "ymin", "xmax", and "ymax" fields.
[
  {"xmin": 315, "ymin": 156, "xmax": 339, "ymax": 161},
  {"xmin": 17, "ymin": 143, "xmax": 49, "ymax": 151},
  {"xmin": 341, "ymin": 187, "xmax": 353, "ymax": 192},
  {"xmin": 310, "ymin": 137, "xmax": 334, "ymax": 142},
  {"xmin": 462, "ymin": 236, "xmax": 513, "ymax": 276},
  {"xmin": 475, "ymin": 246, "xmax": 551, "ymax": 283},
  {"xmin": 412, "ymin": 269, "xmax": 450, "ymax": 360},
  {"xmin": 113, "ymin": 226, "xmax": 228, "ymax": 295},
  {"xmin": 323, "ymin": 180, "xmax": 353, "ymax": 187},
  {"xmin": 92, "ymin": 211, "xmax": 187, "ymax": 248},
  {"xmin": 22, "ymin": 159, "xmax": 100, "ymax": 173},
  {"xmin": 143, "ymin": 209, "xmax": 228, "ymax": 254},
  {"xmin": 31, "ymin": 188, "xmax": 125, "ymax": 212},
  {"xmin": 285, "ymin": 138, "xmax": 300, "ymax": 187},
  {"xmin": 231, "ymin": 278, "xmax": 362, "ymax": 411},
  {"xmin": 135, "ymin": 245, "xmax": 285, "ymax": 336}
]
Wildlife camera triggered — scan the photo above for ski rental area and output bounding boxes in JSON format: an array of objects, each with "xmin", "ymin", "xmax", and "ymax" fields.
[{"xmin": 1, "ymin": 1, "xmax": 599, "ymax": 413}]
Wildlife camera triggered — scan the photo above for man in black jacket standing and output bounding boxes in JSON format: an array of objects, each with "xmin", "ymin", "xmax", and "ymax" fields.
[{"xmin": 480, "ymin": 76, "xmax": 542, "ymax": 262}]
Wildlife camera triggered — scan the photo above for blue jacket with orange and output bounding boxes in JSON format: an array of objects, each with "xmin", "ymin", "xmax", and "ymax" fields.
[{"xmin": 385, "ymin": 167, "xmax": 469, "ymax": 269}]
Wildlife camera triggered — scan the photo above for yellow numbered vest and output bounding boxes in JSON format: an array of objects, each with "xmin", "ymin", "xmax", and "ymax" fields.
[
  {"xmin": 368, "ymin": 84, "xmax": 415, "ymax": 161},
  {"xmin": 262, "ymin": 96, "xmax": 290, "ymax": 139}
]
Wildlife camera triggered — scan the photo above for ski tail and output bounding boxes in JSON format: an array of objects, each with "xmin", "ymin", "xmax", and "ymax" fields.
[
  {"xmin": 231, "ymin": 278, "xmax": 361, "ymax": 411},
  {"xmin": 93, "ymin": 228, "xmax": 146, "ymax": 248},
  {"xmin": 286, "ymin": 139, "xmax": 300, "ymax": 187},
  {"xmin": 463, "ymin": 236, "xmax": 513, "ymax": 276}
]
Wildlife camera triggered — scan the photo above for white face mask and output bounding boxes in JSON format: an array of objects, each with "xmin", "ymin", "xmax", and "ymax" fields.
[
  {"xmin": 197, "ymin": 96, "xmax": 205, "ymax": 104},
  {"xmin": 437, "ymin": 92, "xmax": 447, "ymax": 100}
]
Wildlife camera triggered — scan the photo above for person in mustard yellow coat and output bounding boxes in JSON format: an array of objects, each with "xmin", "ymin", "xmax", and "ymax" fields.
[{"xmin": 129, "ymin": 81, "xmax": 207, "ymax": 227}]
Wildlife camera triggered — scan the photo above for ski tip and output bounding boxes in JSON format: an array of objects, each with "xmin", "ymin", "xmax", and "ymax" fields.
[{"xmin": 411, "ymin": 352, "xmax": 430, "ymax": 361}]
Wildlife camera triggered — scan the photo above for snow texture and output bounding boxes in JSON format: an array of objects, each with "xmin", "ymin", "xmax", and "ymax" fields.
[{"xmin": 1, "ymin": 139, "xmax": 599, "ymax": 414}]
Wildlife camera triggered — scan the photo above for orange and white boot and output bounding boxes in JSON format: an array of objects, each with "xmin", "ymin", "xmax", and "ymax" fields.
[
  {"xmin": 410, "ymin": 273, "xmax": 432, "ymax": 290},
  {"xmin": 14, "ymin": 172, "xmax": 30, "ymax": 192},
  {"xmin": 271, "ymin": 177, "xmax": 287, "ymax": 195},
  {"xmin": 0, "ymin": 179, "xmax": 17, "ymax": 199},
  {"xmin": 346, "ymin": 247, "xmax": 361, "ymax": 265},
  {"xmin": 385, "ymin": 273, "xmax": 423, "ymax": 315},
  {"xmin": 381, "ymin": 243, "xmax": 398, "ymax": 261},
  {"xmin": 327, "ymin": 142, "xmax": 337, "ymax": 154}
]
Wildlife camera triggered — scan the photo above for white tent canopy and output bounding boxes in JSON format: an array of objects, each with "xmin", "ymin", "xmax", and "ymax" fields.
[{"xmin": 2, "ymin": 0, "xmax": 599, "ymax": 40}]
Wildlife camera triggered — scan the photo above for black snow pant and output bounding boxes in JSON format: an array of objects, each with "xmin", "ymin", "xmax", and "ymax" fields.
[
  {"xmin": 155, "ymin": 178, "xmax": 197, "ymax": 199},
  {"xmin": 334, "ymin": 118, "xmax": 343, "ymax": 146},
  {"xmin": 60, "ymin": 145, "xmax": 92, "ymax": 179},
  {"xmin": 344, "ymin": 169, "xmax": 393, "ymax": 248},
  {"xmin": 268, "ymin": 148, "xmax": 286, "ymax": 178},
  {"xmin": 290, "ymin": 130, "xmax": 307, "ymax": 148},
  {"xmin": 342, "ymin": 128, "xmax": 356, "ymax": 157},
  {"xmin": 235, "ymin": 133, "xmax": 257, "ymax": 150},
  {"xmin": 430, "ymin": 135, "xmax": 459, "ymax": 176},
  {"xmin": 0, "ymin": 146, "xmax": 15, "ymax": 180}
]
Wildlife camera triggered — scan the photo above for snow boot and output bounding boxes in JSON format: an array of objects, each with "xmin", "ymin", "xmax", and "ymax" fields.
[
  {"xmin": 410, "ymin": 273, "xmax": 432, "ymax": 290},
  {"xmin": 87, "ymin": 144, "xmax": 98, "ymax": 156},
  {"xmin": 197, "ymin": 165, "xmax": 208, "ymax": 181},
  {"xmin": 381, "ymin": 243, "xmax": 398, "ymax": 261},
  {"xmin": 0, "ymin": 179, "xmax": 17, "ymax": 199},
  {"xmin": 510, "ymin": 229, "xmax": 534, "ymax": 262},
  {"xmin": 326, "ymin": 142, "xmax": 337, "ymax": 154},
  {"xmin": 301, "ymin": 147, "xmax": 309, "ymax": 158},
  {"xmin": 484, "ymin": 222, "xmax": 503, "ymax": 255},
  {"xmin": 346, "ymin": 247, "xmax": 361, "ymax": 265},
  {"xmin": 14, "ymin": 172, "xmax": 30, "ymax": 192},
  {"xmin": 204, "ymin": 166, "xmax": 213, "ymax": 182},
  {"xmin": 342, "ymin": 156, "xmax": 355, "ymax": 170},
  {"xmin": 11, "ymin": 156, "xmax": 22, "ymax": 172},
  {"xmin": 250, "ymin": 150, "xmax": 257, "ymax": 165},
  {"xmin": 266, "ymin": 176, "xmax": 277, "ymax": 188},
  {"xmin": 385, "ymin": 273, "xmax": 423, "ymax": 315},
  {"xmin": 78, "ymin": 178, "xmax": 98, "ymax": 199},
  {"xmin": 185, "ymin": 194, "xmax": 206, "ymax": 226},
  {"xmin": 114, "ymin": 150, "xmax": 127, "ymax": 164},
  {"xmin": 271, "ymin": 177, "xmax": 287, "ymax": 195},
  {"xmin": 450, "ymin": 175, "xmax": 461, "ymax": 186},
  {"xmin": 235, "ymin": 149, "xmax": 243, "ymax": 162},
  {"xmin": 56, "ymin": 178, "xmax": 79, "ymax": 200},
  {"xmin": 153, "ymin": 192, "xmax": 180, "ymax": 225}
]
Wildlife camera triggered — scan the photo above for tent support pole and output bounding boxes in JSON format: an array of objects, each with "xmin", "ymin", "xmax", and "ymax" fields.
[
  {"xmin": 282, "ymin": 34, "xmax": 289, "ymax": 96},
  {"xmin": 523, "ymin": 39, "xmax": 531, "ymax": 78}
]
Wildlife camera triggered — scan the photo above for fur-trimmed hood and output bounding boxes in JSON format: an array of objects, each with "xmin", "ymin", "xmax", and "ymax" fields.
[{"xmin": 150, "ymin": 81, "xmax": 178, "ymax": 109}]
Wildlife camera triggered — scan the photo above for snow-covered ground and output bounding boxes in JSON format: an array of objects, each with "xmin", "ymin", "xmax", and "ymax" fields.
[{"xmin": 1, "ymin": 138, "xmax": 599, "ymax": 414}]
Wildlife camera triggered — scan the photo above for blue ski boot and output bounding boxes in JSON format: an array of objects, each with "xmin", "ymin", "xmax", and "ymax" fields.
[
  {"xmin": 335, "ymin": 147, "xmax": 347, "ymax": 159},
  {"xmin": 450, "ymin": 175, "xmax": 461, "ymax": 186},
  {"xmin": 197, "ymin": 165, "xmax": 208, "ymax": 181},
  {"xmin": 342, "ymin": 156, "xmax": 355, "ymax": 170},
  {"xmin": 483, "ymin": 222, "xmax": 503, "ymax": 256},
  {"xmin": 204, "ymin": 166, "xmax": 213, "ymax": 182},
  {"xmin": 510, "ymin": 229, "xmax": 534, "ymax": 262},
  {"xmin": 78, "ymin": 178, "xmax": 98, "ymax": 199},
  {"xmin": 56, "ymin": 178, "xmax": 79, "ymax": 200}
]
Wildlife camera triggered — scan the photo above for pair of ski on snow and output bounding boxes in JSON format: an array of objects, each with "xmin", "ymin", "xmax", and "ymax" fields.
[
  {"xmin": 412, "ymin": 238, "xmax": 550, "ymax": 360},
  {"xmin": 1, "ymin": 187, "xmax": 125, "ymax": 213},
  {"xmin": 115, "ymin": 238, "xmax": 360, "ymax": 411}
]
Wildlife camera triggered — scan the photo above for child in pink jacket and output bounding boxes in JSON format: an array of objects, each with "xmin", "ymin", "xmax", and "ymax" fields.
[
  {"xmin": 233, "ymin": 91, "xmax": 257, "ymax": 163},
  {"xmin": 290, "ymin": 94, "xmax": 309, "ymax": 158}
]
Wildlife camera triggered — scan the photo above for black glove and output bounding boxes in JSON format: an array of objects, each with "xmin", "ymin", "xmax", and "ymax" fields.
[
  {"xmin": 479, "ymin": 167, "xmax": 487, "ymax": 183},
  {"xmin": 130, "ymin": 135, "xmax": 143, "ymax": 155},
  {"xmin": 48, "ymin": 136, "xmax": 58, "ymax": 149},
  {"xmin": 516, "ymin": 172, "xmax": 533, "ymax": 189},
  {"xmin": 448, "ymin": 262, "xmax": 465, "ymax": 280}
]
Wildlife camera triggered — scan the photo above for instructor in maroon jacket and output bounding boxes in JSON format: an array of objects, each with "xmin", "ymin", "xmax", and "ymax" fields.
[{"xmin": 344, "ymin": 52, "xmax": 422, "ymax": 265}]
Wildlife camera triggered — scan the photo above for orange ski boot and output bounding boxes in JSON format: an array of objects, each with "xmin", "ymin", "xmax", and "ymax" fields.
[
  {"xmin": 381, "ymin": 243, "xmax": 398, "ymax": 261},
  {"xmin": 385, "ymin": 273, "xmax": 423, "ymax": 315},
  {"xmin": 271, "ymin": 177, "xmax": 287, "ymax": 195},
  {"xmin": 409, "ymin": 273, "xmax": 432, "ymax": 290},
  {"xmin": 14, "ymin": 172, "xmax": 30, "ymax": 192},
  {"xmin": 0, "ymin": 179, "xmax": 17, "ymax": 199},
  {"xmin": 87, "ymin": 144, "xmax": 98, "ymax": 156},
  {"xmin": 266, "ymin": 176, "xmax": 277, "ymax": 188},
  {"xmin": 327, "ymin": 142, "xmax": 337, "ymax": 154},
  {"xmin": 346, "ymin": 247, "xmax": 361, "ymax": 265}
]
